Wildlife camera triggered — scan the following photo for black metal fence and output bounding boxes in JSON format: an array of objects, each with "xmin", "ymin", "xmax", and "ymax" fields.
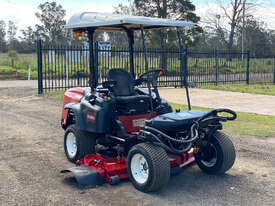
[{"xmin": 37, "ymin": 40, "xmax": 275, "ymax": 94}]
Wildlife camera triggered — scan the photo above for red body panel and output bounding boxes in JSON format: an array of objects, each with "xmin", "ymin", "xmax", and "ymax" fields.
[
  {"xmin": 61, "ymin": 87, "xmax": 87, "ymax": 125},
  {"xmin": 118, "ymin": 113, "xmax": 153, "ymax": 133}
]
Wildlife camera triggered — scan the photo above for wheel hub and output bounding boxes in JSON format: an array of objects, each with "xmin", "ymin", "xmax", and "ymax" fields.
[
  {"xmin": 200, "ymin": 143, "xmax": 217, "ymax": 167},
  {"xmin": 131, "ymin": 153, "xmax": 149, "ymax": 184}
]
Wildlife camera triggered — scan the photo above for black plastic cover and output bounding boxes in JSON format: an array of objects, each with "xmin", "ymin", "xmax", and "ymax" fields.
[{"xmin": 146, "ymin": 110, "xmax": 206, "ymax": 133}]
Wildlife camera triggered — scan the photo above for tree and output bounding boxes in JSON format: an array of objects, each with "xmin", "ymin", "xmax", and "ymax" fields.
[
  {"xmin": 134, "ymin": 0, "xmax": 202, "ymax": 69},
  {"xmin": 19, "ymin": 27, "xmax": 36, "ymax": 53},
  {"xmin": 134, "ymin": 0, "xmax": 202, "ymax": 45},
  {"xmin": 216, "ymin": 0, "xmax": 257, "ymax": 52},
  {"xmin": 236, "ymin": 17, "xmax": 272, "ymax": 56},
  {"xmin": 7, "ymin": 20, "xmax": 19, "ymax": 50},
  {"xmin": 35, "ymin": 1, "xmax": 66, "ymax": 44},
  {"xmin": 8, "ymin": 50, "xmax": 18, "ymax": 69},
  {"xmin": 0, "ymin": 20, "xmax": 7, "ymax": 52}
]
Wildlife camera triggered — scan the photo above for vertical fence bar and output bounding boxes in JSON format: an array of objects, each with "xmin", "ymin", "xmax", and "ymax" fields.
[
  {"xmin": 37, "ymin": 39, "xmax": 43, "ymax": 94},
  {"xmin": 95, "ymin": 42, "xmax": 99, "ymax": 85},
  {"xmin": 273, "ymin": 55, "xmax": 275, "ymax": 85},
  {"xmin": 246, "ymin": 50, "xmax": 250, "ymax": 85},
  {"xmin": 215, "ymin": 49, "xmax": 219, "ymax": 86}
]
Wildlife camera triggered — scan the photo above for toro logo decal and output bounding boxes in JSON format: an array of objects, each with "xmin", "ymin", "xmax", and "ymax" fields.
[
  {"xmin": 133, "ymin": 118, "xmax": 146, "ymax": 127},
  {"xmin": 86, "ymin": 112, "xmax": 96, "ymax": 122}
]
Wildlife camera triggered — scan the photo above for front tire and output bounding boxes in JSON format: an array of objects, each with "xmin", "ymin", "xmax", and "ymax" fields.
[
  {"xmin": 127, "ymin": 143, "xmax": 170, "ymax": 192},
  {"xmin": 64, "ymin": 124, "xmax": 96, "ymax": 163},
  {"xmin": 195, "ymin": 131, "xmax": 236, "ymax": 174}
]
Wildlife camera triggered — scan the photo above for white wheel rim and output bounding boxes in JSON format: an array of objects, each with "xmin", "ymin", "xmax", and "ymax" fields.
[
  {"xmin": 130, "ymin": 153, "xmax": 149, "ymax": 184},
  {"xmin": 66, "ymin": 132, "xmax": 77, "ymax": 158}
]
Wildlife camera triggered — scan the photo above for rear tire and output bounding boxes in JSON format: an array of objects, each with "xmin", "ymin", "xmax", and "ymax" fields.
[
  {"xmin": 64, "ymin": 124, "xmax": 96, "ymax": 163},
  {"xmin": 127, "ymin": 143, "xmax": 170, "ymax": 192},
  {"xmin": 195, "ymin": 131, "xmax": 235, "ymax": 174}
]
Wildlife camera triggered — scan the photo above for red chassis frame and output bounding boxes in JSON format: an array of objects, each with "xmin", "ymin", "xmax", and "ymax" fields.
[{"xmin": 61, "ymin": 87, "xmax": 195, "ymax": 185}]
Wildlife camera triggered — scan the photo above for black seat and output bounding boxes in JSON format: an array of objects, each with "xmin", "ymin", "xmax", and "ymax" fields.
[
  {"xmin": 107, "ymin": 68, "xmax": 135, "ymax": 96},
  {"xmin": 107, "ymin": 69, "xmax": 150, "ymax": 115}
]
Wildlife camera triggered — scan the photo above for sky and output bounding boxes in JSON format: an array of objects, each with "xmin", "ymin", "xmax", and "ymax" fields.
[{"xmin": 1, "ymin": 0, "xmax": 275, "ymax": 34}]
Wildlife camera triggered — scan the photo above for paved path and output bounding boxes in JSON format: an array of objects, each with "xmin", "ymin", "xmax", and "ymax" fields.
[
  {"xmin": 159, "ymin": 88, "xmax": 275, "ymax": 116},
  {"xmin": 1, "ymin": 80, "xmax": 274, "ymax": 116},
  {"xmin": 0, "ymin": 80, "xmax": 37, "ymax": 88}
]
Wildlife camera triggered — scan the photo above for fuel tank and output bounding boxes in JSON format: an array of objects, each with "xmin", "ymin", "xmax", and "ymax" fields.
[{"xmin": 145, "ymin": 110, "xmax": 206, "ymax": 133}]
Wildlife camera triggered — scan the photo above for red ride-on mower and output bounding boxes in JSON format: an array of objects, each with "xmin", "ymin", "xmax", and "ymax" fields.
[{"xmin": 60, "ymin": 13, "xmax": 237, "ymax": 192}]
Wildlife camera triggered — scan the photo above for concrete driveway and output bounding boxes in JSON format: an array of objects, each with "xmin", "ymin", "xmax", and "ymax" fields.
[{"xmin": 160, "ymin": 88, "xmax": 275, "ymax": 116}]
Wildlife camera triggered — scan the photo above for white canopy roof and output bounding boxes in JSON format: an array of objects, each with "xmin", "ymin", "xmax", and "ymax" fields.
[{"xmin": 63, "ymin": 12, "xmax": 194, "ymax": 32}]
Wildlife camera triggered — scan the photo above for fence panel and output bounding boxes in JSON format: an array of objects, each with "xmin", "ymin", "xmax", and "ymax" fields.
[
  {"xmin": 249, "ymin": 56, "xmax": 275, "ymax": 84},
  {"xmin": 187, "ymin": 50, "xmax": 248, "ymax": 85},
  {"xmin": 37, "ymin": 41, "xmax": 275, "ymax": 93}
]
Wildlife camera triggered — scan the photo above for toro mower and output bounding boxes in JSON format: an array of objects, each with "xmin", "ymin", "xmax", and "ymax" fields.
[{"xmin": 60, "ymin": 12, "xmax": 236, "ymax": 192}]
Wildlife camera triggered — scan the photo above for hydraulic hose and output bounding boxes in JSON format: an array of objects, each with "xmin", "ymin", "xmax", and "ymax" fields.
[
  {"xmin": 144, "ymin": 124, "xmax": 199, "ymax": 144},
  {"xmin": 139, "ymin": 130, "xmax": 192, "ymax": 154}
]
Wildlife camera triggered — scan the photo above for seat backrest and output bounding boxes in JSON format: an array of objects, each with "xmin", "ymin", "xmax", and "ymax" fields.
[{"xmin": 107, "ymin": 69, "xmax": 135, "ymax": 96}]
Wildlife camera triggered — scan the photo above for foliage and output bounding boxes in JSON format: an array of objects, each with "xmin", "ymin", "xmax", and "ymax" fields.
[
  {"xmin": 134, "ymin": 0, "xmax": 203, "ymax": 46},
  {"xmin": 0, "ymin": 53, "xmax": 37, "ymax": 78},
  {"xmin": 0, "ymin": 20, "xmax": 7, "ymax": 52},
  {"xmin": 7, "ymin": 50, "xmax": 18, "ymax": 68},
  {"xmin": 236, "ymin": 17, "xmax": 273, "ymax": 56},
  {"xmin": 0, "ymin": 66, "xmax": 15, "ymax": 74},
  {"xmin": 35, "ymin": 1, "xmax": 67, "ymax": 44}
]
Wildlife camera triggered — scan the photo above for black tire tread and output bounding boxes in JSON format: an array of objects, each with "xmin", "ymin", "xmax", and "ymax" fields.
[
  {"xmin": 130, "ymin": 143, "xmax": 170, "ymax": 192},
  {"xmin": 214, "ymin": 131, "xmax": 236, "ymax": 174},
  {"xmin": 64, "ymin": 124, "xmax": 96, "ymax": 163}
]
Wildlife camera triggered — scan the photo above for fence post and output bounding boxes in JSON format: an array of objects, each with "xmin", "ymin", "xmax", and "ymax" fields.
[
  {"xmin": 37, "ymin": 39, "xmax": 43, "ymax": 94},
  {"xmin": 246, "ymin": 50, "xmax": 250, "ymax": 85},
  {"xmin": 273, "ymin": 55, "xmax": 275, "ymax": 85},
  {"xmin": 215, "ymin": 49, "xmax": 219, "ymax": 86},
  {"xmin": 184, "ymin": 42, "xmax": 188, "ymax": 88},
  {"xmin": 95, "ymin": 41, "xmax": 99, "ymax": 85}
]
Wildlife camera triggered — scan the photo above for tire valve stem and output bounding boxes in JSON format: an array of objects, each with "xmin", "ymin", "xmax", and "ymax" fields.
[{"xmin": 194, "ymin": 146, "xmax": 199, "ymax": 154}]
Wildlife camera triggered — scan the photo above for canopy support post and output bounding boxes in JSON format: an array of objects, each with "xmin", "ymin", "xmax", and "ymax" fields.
[
  {"xmin": 126, "ymin": 30, "xmax": 135, "ymax": 79},
  {"xmin": 140, "ymin": 26, "xmax": 154, "ymax": 118},
  {"xmin": 88, "ymin": 28, "xmax": 97, "ymax": 90},
  {"xmin": 177, "ymin": 28, "xmax": 191, "ymax": 110}
]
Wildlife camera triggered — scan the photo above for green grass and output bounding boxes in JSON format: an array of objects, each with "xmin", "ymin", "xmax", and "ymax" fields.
[
  {"xmin": 198, "ymin": 83, "xmax": 275, "ymax": 96},
  {"xmin": 43, "ymin": 90, "xmax": 65, "ymax": 100},
  {"xmin": 43, "ymin": 91, "xmax": 275, "ymax": 137},
  {"xmin": 0, "ymin": 65, "xmax": 15, "ymax": 74},
  {"xmin": 170, "ymin": 103, "xmax": 275, "ymax": 137},
  {"xmin": 0, "ymin": 53, "xmax": 37, "ymax": 78}
]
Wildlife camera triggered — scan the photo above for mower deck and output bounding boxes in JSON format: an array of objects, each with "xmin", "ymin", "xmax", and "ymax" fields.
[{"xmin": 61, "ymin": 149, "xmax": 194, "ymax": 187}]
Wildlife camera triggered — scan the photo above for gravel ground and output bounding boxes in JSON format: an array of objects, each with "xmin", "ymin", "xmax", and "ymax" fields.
[{"xmin": 0, "ymin": 87, "xmax": 275, "ymax": 206}]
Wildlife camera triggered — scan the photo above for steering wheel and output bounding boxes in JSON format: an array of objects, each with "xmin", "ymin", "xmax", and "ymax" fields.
[
  {"xmin": 137, "ymin": 69, "xmax": 163, "ymax": 102},
  {"xmin": 138, "ymin": 69, "xmax": 163, "ymax": 86}
]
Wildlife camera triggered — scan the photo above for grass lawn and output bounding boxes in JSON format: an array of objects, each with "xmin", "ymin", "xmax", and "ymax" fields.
[
  {"xmin": 0, "ymin": 53, "xmax": 37, "ymax": 78},
  {"xmin": 198, "ymin": 83, "xmax": 275, "ymax": 96},
  {"xmin": 44, "ymin": 91, "xmax": 275, "ymax": 137},
  {"xmin": 0, "ymin": 65, "xmax": 15, "ymax": 74}
]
